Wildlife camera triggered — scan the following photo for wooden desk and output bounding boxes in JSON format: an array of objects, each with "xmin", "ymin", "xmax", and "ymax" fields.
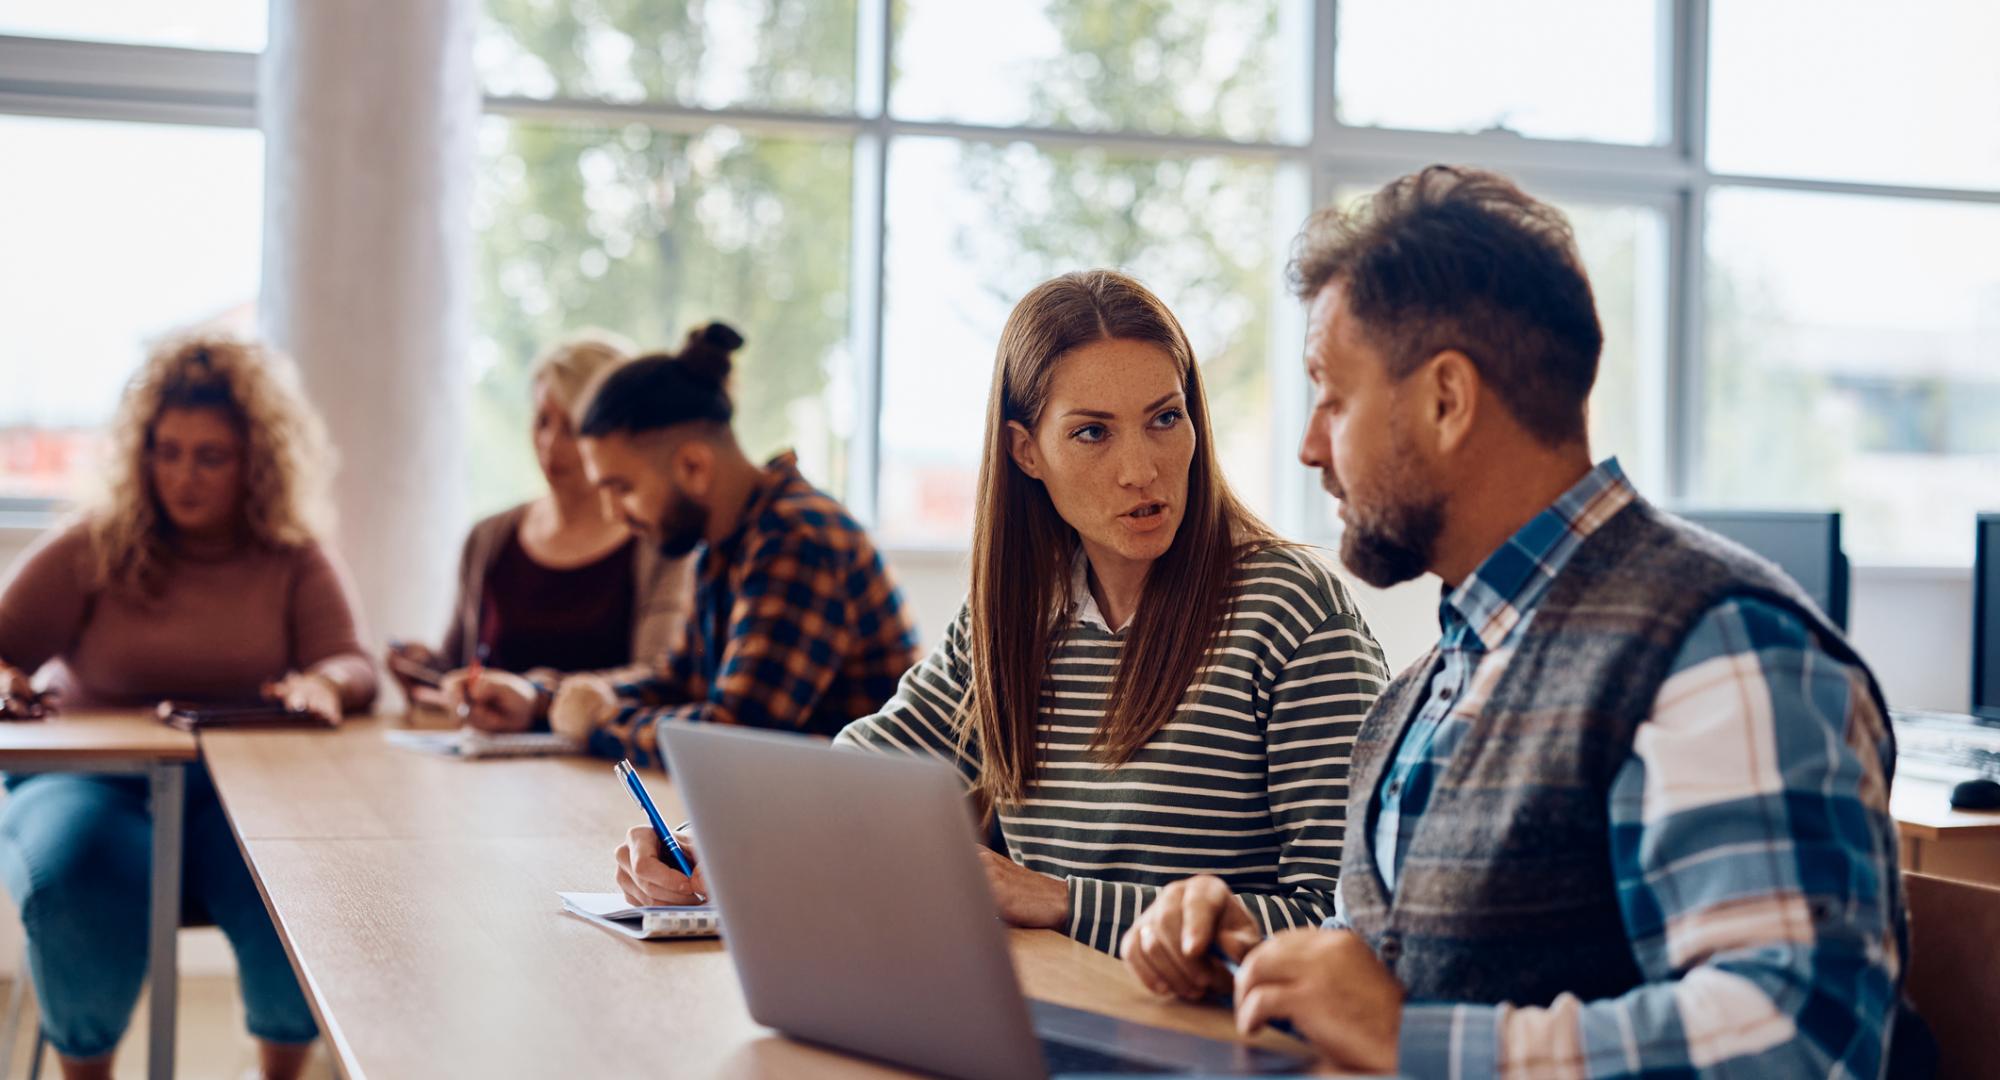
[
  {"xmin": 201, "ymin": 716, "xmax": 660, "ymax": 842},
  {"xmin": 1894, "ymin": 777, "xmax": 2000, "ymax": 886},
  {"xmin": 0, "ymin": 711, "xmax": 199, "ymax": 1080},
  {"xmin": 201, "ymin": 720, "xmax": 1303, "ymax": 1078}
]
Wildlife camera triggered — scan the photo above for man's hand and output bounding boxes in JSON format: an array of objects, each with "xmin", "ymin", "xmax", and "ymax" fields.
[
  {"xmin": 1235, "ymin": 928, "xmax": 1402, "ymax": 1074},
  {"xmin": 1119, "ymin": 874, "xmax": 1261, "ymax": 1001},
  {"xmin": 550, "ymin": 674, "xmax": 620, "ymax": 740}
]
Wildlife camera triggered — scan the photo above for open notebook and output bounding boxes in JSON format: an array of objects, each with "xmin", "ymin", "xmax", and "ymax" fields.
[
  {"xmin": 382, "ymin": 727, "xmax": 581, "ymax": 760},
  {"xmin": 558, "ymin": 891, "xmax": 720, "ymax": 940}
]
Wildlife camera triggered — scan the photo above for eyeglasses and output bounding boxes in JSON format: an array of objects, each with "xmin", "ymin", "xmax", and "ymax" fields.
[{"xmin": 148, "ymin": 445, "xmax": 242, "ymax": 471}]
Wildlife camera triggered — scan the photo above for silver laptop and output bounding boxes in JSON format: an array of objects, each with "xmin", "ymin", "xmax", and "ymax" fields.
[{"xmin": 659, "ymin": 723, "xmax": 1316, "ymax": 1079}]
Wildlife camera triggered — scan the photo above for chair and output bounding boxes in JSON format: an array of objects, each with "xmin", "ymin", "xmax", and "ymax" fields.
[{"xmin": 1902, "ymin": 870, "xmax": 2000, "ymax": 1075}]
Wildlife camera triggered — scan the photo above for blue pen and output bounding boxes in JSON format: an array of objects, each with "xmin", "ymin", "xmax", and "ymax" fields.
[
  {"xmin": 614, "ymin": 759, "xmax": 700, "ymax": 888},
  {"xmin": 1208, "ymin": 941, "xmax": 1300, "ymax": 1040}
]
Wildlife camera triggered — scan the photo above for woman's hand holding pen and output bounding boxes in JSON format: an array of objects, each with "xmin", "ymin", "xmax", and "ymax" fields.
[
  {"xmin": 440, "ymin": 669, "xmax": 538, "ymax": 732},
  {"xmin": 615, "ymin": 825, "xmax": 709, "ymax": 906}
]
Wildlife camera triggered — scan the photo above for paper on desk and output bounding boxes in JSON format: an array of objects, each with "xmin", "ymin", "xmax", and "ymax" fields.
[
  {"xmin": 558, "ymin": 891, "xmax": 691, "ymax": 920},
  {"xmin": 558, "ymin": 891, "xmax": 721, "ymax": 940},
  {"xmin": 383, "ymin": 727, "xmax": 581, "ymax": 759}
]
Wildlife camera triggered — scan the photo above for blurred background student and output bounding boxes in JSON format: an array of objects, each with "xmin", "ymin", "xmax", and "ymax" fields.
[
  {"xmin": 0, "ymin": 336, "xmax": 374, "ymax": 1080},
  {"xmin": 386, "ymin": 333, "xmax": 694, "ymax": 728}
]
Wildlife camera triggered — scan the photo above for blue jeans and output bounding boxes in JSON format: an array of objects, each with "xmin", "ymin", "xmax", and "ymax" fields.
[{"xmin": 0, "ymin": 765, "xmax": 317, "ymax": 1059}]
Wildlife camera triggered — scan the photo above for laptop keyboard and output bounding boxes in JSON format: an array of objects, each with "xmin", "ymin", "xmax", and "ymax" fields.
[{"xmin": 1041, "ymin": 1036, "xmax": 1177, "ymax": 1075}]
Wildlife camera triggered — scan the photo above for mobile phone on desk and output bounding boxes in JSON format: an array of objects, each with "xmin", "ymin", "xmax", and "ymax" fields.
[{"xmin": 156, "ymin": 700, "xmax": 326, "ymax": 732}]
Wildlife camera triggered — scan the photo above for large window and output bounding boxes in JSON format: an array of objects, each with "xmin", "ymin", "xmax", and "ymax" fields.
[
  {"xmin": 469, "ymin": 0, "xmax": 2000, "ymax": 562},
  {"xmin": 5, "ymin": 2, "xmax": 1995, "ymax": 566},
  {"xmin": 1704, "ymin": 189, "xmax": 2000, "ymax": 564},
  {"xmin": 0, "ymin": 0, "xmax": 265, "ymax": 52},
  {"xmin": 0, "ymin": 115, "xmax": 263, "ymax": 501},
  {"xmin": 1334, "ymin": 0, "xmax": 1668, "ymax": 146},
  {"xmin": 1696, "ymin": 0, "xmax": 2000, "ymax": 565},
  {"xmin": 476, "ymin": 0, "xmax": 857, "ymax": 113},
  {"xmin": 471, "ymin": 117, "xmax": 854, "ymax": 513},
  {"xmin": 1708, "ymin": 0, "xmax": 2000, "ymax": 190},
  {"xmin": 891, "ymin": 0, "xmax": 1303, "ymax": 143}
]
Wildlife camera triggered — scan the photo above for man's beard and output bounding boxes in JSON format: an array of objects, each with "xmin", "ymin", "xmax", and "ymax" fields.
[
  {"xmin": 652, "ymin": 491, "xmax": 710, "ymax": 559},
  {"xmin": 1339, "ymin": 490, "xmax": 1444, "ymax": 588},
  {"xmin": 1327, "ymin": 439, "xmax": 1445, "ymax": 589}
]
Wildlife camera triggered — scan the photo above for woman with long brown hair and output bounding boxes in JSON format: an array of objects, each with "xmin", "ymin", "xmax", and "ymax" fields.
[
  {"xmin": 0, "ymin": 336, "xmax": 373, "ymax": 1079},
  {"xmin": 614, "ymin": 270, "xmax": 1387, "ymax": 956}
]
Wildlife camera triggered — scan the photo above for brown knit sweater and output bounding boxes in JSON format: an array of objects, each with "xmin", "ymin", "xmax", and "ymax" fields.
[{"xmin": 0, "ymin": 519, "xmax": 377, "ymax": 711}]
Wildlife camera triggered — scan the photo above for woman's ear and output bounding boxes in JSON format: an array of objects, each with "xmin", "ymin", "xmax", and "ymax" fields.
[{"xmin": 1007, "ymin": 420, "xmax": 1044, "ymax": 481}]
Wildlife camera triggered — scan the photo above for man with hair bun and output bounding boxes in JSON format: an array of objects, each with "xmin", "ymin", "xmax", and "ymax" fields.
[{"xmin": 459, "ymin": 322, "xmax": 920, "ymax": 771}]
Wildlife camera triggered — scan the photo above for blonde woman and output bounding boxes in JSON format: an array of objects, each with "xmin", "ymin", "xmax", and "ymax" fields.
[
  {"xmin": 0, "ymin": 336, "xmax": 375, "ymax": 1080},
  {"xmin": 616, "ymin": 271, "xmax": 1389, "ymax": 957},
  {"xmin": 386, "ymin": 333, "xmax": 694, "ymax": 728}
]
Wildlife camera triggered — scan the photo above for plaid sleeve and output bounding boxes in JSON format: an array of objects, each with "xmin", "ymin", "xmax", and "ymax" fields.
[
  {"xmin": 586, "ymin": 635, "xmax": 700, "ymax": 766},
  {"xmin": 1401, "ymin": 597, "xmax": 1903, "ymax": 1078},
  {"xmin": 605, "ymin": 531, "xmax": 855, "ymax": 770},
  {"xmin": 832, "ymin": 603, "xmax": 982, "ymax": 785}
]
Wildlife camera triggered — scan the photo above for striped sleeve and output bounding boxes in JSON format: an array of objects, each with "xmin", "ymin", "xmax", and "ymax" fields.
[
  {"xmin": 1400, "ymin": 596, "xmax": 1903, "ymax": 1078},
  {"xmin": 1072, "ymin": 600, "xmax": 1386, "ymax": 952},
  {"xmin": 832, "ymin": 603, "xmax": 981, "ymax": 785},
  {"xmin": 1245, "ymin": 605, "xmax": 1384, "ymax": 934}
]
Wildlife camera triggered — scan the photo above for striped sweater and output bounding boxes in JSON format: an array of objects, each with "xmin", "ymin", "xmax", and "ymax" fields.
[{"xmin": 833, "ymin": 545, "xmax": 1388, "ymax": 954}]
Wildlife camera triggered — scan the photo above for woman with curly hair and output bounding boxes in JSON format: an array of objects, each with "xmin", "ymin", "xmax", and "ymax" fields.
[{"xmin": 0, "ymin": 335, "xmax": 375, "ymax": 1080}]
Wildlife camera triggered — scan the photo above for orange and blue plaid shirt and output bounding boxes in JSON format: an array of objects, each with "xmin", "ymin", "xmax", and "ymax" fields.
[{"xmin": 589, "ymin": 453, "xmax": 920, "ymax": 768}]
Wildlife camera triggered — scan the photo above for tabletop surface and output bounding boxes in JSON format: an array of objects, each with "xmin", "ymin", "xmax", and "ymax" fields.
[
  {"xmin": 1891, "ymin": 776, "xmax": 2000, "ymax": 840},
  {"xmin": 0, "ymin": 708, "xmax": 199, "ymax": 764},
  {"xmin": 201, "ymin": 716, "xmax": 652, "ymax": 842},
  {"xmin": 207, "ymin": 717, "xmax": 1311, "ymax": 1079}
]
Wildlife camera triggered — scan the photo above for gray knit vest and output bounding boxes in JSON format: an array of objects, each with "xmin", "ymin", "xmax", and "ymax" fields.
[{"xmin": 1340, "ymin": 497, "xmax": 1896, "ymax": 1007}]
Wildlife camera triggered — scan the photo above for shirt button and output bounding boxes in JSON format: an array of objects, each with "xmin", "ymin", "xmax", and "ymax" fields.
[
  {"xmin": 1386, "ymin": 779, "xmax": 1403, "ymax": 797},
  {"xmin": 1379, "ymin": 935, "xmax": 1403, "ymax": 962},
  {"xmin": 1438, "ymin": 688, "xmax": 1455, "ymax": 703}
]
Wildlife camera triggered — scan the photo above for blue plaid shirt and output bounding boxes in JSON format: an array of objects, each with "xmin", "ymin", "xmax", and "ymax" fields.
[{"xmin": 1347, "ymin": 459, "xmax": 1903, "ymax": 1077}]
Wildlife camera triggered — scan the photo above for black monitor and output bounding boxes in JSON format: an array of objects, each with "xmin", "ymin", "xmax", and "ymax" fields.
[
  {"xmin": 1976, "ymin": 514, "xmax": 1999, "ymax": 721},
  {"xmin": 1681, "ymin": 509, "xmax": 1849, "ymax": 631}
]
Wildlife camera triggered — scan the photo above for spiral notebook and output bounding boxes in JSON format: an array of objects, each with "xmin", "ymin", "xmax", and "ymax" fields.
[
  {"xmin": 557, "ymin": 891, "xmax": 720, "ymax": 940},
  {"xmin": 382, "ymin": 727, "xmax": 581, "ymax": 760}
]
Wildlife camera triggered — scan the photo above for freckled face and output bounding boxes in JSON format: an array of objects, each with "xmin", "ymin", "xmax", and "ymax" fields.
[{"xmin": 1011, "ymin": 338, "xmax": 1195, "ymax": 577}]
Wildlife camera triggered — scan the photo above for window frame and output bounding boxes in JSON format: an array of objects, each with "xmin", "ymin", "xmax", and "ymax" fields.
[{"xmin": 5, "ymin": 1, "xmax": 1998, "ymax": 567}]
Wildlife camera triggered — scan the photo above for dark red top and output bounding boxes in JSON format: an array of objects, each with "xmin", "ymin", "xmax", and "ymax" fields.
[{"xmin": 478, "ymin": 529, "xmax": 638, "ymax": 673}]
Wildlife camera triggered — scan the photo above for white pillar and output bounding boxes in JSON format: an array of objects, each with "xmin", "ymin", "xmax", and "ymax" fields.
[{"xmin": 258, "ymin": 0, "xmax": 476, "ymax": 647}]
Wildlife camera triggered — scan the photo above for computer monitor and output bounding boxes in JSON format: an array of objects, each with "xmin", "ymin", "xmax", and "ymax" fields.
[
  {"xmin": 1975, "ymin": 514, "xmax": 1999, "ymax": 721},
  {"xmin": 1681, "ymin": 509, "xmax": 1849, "ymax": 631}
]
